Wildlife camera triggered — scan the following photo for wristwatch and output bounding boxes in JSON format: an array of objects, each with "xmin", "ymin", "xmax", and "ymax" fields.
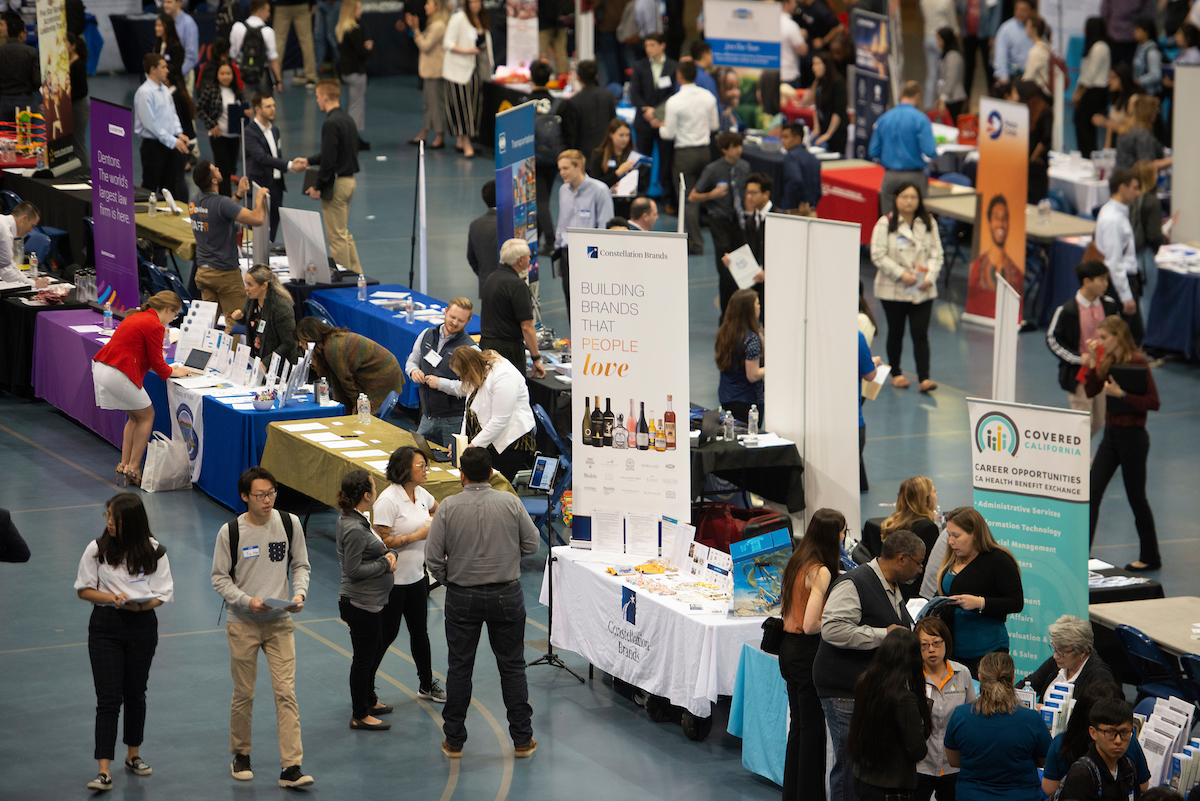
[{"xmin": 531, "ymin": 354, "xmax": 542, "ymax": 362}]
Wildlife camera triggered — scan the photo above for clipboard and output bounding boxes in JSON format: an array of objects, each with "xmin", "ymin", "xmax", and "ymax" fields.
[
  {"xmin": 1107, "ymin": 364, "xmax": 1147, "ymax": 415},
  {"xmin": 302, "ymin": 169, "xmax": 321, "ymax": 195}
]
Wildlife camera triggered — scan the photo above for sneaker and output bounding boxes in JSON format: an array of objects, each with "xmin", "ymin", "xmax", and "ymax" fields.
[
  {"xmin": 305, "ymin": 80, "xmax": 317, "ymax": 89},
  {"xmin": 418, "ymin": 680, "xmax": 447, "ymax": 703},
  {"xmin": 231, "ymin": 753, "xmax": 253, "ymax": 781},
  {"xmin": 442, "ymin": 740, "xmax": 463, "ymax": 758},
  {"xmin": 292, "ymin": 75, "xmax": 309, "ymax": 86},
  {"xmin": 514, "ymin": 739, "xmax": 537, "ymax": 758},
  {"xmin": 279, "ymin": 765, "xmax": 314, "ymax": 788},
  {"xmin": 86, "ymin": 773, "xmax": 113, "ymax": 791},
  {"xmin": 125, "ymin": 756, "xmax": 152, "ymax": 775}
]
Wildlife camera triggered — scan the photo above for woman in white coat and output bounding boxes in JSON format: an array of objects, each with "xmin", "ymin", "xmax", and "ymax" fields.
[
  {"xmin": 441, "ymin": 0, "xmax": 493, "ymax": 159},
  {"xmin": 448, "ymin": 346, "xmax": 535, "ymax": 480}
]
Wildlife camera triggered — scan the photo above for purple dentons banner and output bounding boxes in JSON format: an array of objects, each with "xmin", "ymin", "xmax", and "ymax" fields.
[{"xmin": 91, "ymin": 99, "xmax": 138, "ymax": 311}]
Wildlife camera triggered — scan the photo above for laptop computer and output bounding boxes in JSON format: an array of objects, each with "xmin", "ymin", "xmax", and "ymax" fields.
[{"xmin": 410, "ymin": 431, "xmax": 453, "ymax": 463}]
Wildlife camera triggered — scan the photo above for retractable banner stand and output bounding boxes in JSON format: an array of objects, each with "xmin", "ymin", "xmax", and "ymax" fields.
[
  {"xmin": 965, "ymin": 98, "xmax": 1029, "ymax": 324},
  {"xmin": 568, "ymin": 228, "xmax": 691, "ymax": 553},
  {"xmin": 90, "ymin": 100, "xmax": 138, "ymax": 311},
  {"xmin": 966, "ymin": 399, "xmax": 1091, "ymax": 679},
  {"xmin": 506, "ymin": 0, "xmax": 539, "ymax": 68},
  {"xmin": 703, "ymin": 0, "xmax": 782, "ymax": 70},
  {"xmin": 763, "ymin": 214, "xmax": 862, "ymax": 535},
  {"xmin": 36, "ymin": 0, "xmax": 76, "ymax": 169},
  {"xmin": 494, "ymin": 102, "xmax": 539, "ymax": 286},
  {"xmin": 993, "ymin": 277, "xmax": 1020, "ymax": 402},
  {"xmin": 851, "ymin": 11, "xmax": 891, "ymax": 160},
  {"xmin": 1172, "ymin": 67, "xmax": 1200, "ymax": 244}
]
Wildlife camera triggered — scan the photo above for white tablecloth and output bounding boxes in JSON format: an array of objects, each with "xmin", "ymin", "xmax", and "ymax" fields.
[
  {"xmin": 1049, "ymin": 163, "xmax": 1110, "ymax": 216},
  {"xmin": 539, "ymin": 547, "xmax": 762, "ymax": 717}
]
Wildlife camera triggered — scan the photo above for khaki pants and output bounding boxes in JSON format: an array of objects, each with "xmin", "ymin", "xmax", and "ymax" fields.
[
  {"xmin": 195, "ymin": 267, "xmax": 248, "ymax": 330},
  {"xmin": 539, "ymin": 29, "xmax": 569, "ymax": 73},
  {"xmin": 227, "ymin": 618, "xmax": 303, "ymax": 767},
  {"xmin": 274, "ymin": 4, "xmax": 318, "ymax": 83},
  {"xmin": 1069, "ymin": 384, "xmax": 1106, "ymax": 438},
  {"xmin": 322, "ymin": 176, "xmax": 362, "ymax": 274}
]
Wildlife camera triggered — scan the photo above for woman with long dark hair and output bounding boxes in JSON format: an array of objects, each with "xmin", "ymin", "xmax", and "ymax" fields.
[
  {"xmin": 75, "ymin": 493, "xmax": 174, "ymax": 792},
  {"xmin": 779, "ymin": 508, "xmax": 846, "ymax": 801},
  {"xmin": 1073, "ymin": 18, "xmax": 1111, "ymax": 154},
  {"xmin": 714, "ymin": 288, "xmax": 764, "ymax": 422},
  {"xmin": 154, "ymin": 13, "xmax": 185, "ymax": 84},
  {"xmin": 1094, "ymin": 65, "xmax": 1136, "ymax": 149},
  {"xmin": 195, "ymin": 62, "xmax": 240, "ymax": 197},
  {"xmin": 1040, "ymin": 682, "xmax": 1151, "ymax": 797},
  {"xmin": 1081, "ymin": 315, "xmax": 1161, "ymax": 570},
  {"xmin": 870, "ymin": 181, "xmax": 943, "ymax": 392},
  {"xmin": 588, "ymin": 118, "xmax": 639, "ymax": 217},
  {"xmin": 811, "ymin": 51, "xmax": 848, "ymax": 154},
  {"xmin": 1022, "ymin": 16, "xmax": 1052, "ymax": 96},
  {"xmin": 847, "ymin": 629, "xmax": 933, "ymax": 801},
  {"xmin": 933, "ymin": 28, "xmax": 967, "ymax": 122},
  {"xmin": 336, "ymin": 469, "xmax": 398, "ymax": 730}
]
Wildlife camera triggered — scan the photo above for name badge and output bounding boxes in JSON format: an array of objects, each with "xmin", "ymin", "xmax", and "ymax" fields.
[
  {"xmin": 926, "ymin": 684, "xmax": 934, "ymax": 699},
  {"xmin": 657, "ymin": 76, "xmax": 672, "ymax": 89},
  {"xmin": 424, "ymin": 350, "xmax": 443, "ymax": 367},
  {"xmin": 896, "ymin": 235, "xmax": 909, "ymax": 246},
  {"xmin": 242, "ymin": 545, "xmax": 260, "ymax": 559},
  {"xmin": 580, "ymin": 209, "xmax": 592, "ymax": 220},
  {"xmin": 256, "ymin": 319, "xmax": 266, "ymax": 334},
  {"xmin": 608, "ymin": 159, "xmax": 617, "ymax": 169}
]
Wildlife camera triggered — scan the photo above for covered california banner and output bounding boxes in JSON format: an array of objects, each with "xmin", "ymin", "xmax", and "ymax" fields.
[
  {"xmin": 703, "ymin": 0, "xmax": 782, "ymax": 70},
  {"xmin": 965, "ymin": 98, "xmax": 1028, "ymax": 323},
  {"xmin": 36, "ymin": 0, "xmax": 75, "ymax": 168},
  {"xmin": 966, "ymin": 399, "xmax": 1090, "ymax": 679},
  {"xmin": 568, "ymin": 228, "xmax": 690, "ymax": 555}
]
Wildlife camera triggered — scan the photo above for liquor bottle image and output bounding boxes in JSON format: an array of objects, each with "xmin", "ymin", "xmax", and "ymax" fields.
[
  {"xmin": 602, "ymin": 398, "xmax": 614, "ymax": 446},
  {"xmin": 591, "ymin": 395, "xmax": 604, "ymax": 447},
  {"xmin": 636, "ymin": 402, "xmax": 649, "ymax": 450},
  {"xmin": 627, "ymin": 399, "xmax": 637, "ymax": 441},
  {"xmin": 581, "ymin": 396, "xmax": 592, "ymax": 446},
  {"xmin": 654, "ymin": 420, "xmax": 666, "ymax": 451},
  {"xmin": 613, "ymin": 415, "xmax": 627, "ymax": 449},
  {"xmin": 664, "ymin": 395, "xmax": 676, "ymax": 450}
]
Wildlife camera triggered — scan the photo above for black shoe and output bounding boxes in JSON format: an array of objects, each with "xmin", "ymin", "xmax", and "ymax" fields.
[
  {"xmin": 350, "ymin": 717, "xmax": 391, "ymax": 730},
  {"xmin": 370, "ymin": 702, "xmax": 394, "ymax": 715},
  {"xmin": 358, "ymin": 140, "xmax": 372, "ymax": 151},
  {"xmin": 1124, "ymin": 561, "xmax": 1162, "ymax": 572},
  {"xmin": 86, "ymin": 773, "xmax": 113, "ymax": 791},
  {"xmin": 231, "ymin": 753, "xmax": 253, "ymax": 781},
  {"xmin": 279, "ymin": 765, "xmax": 314, "ymax": 788}
]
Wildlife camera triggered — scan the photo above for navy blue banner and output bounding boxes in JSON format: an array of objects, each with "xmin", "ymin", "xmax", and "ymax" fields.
[
  {"xmin": 495, "ymin": 102, "xmax": 539, "ymax": 274},
  {"xmin": 852, "ymin": 11, "xmax": 891, "ymax": 160}
]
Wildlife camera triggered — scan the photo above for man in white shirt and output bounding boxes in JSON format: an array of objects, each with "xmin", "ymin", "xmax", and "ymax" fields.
[
  {"xmin": 780, "ymin": 0, "xmax": 808, "ymax": 86},
  {"xmin": 1094, "ymin": 168, "xmax": 1143, "ymax": 344},
  {"xmin": 653, "ymin": 60, "xmax": 718, "ymax": 254},
  {"xmin": 133, "ymin": 53, "xmax": 188, "ymax": 197},
  {"xmin": 230, "ymin": 0, "xmax": 282, "ymax": 99},
  {"xmin": 0, "ymin": 201, "xmax": 49, "ymax": 288}
]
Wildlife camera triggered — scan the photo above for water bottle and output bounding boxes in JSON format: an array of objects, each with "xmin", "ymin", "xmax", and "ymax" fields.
[
  {"xmin": 723, "ymin": 410, "xmax": 735, "ymax": 443},
  {"xmin": 356, "ymin": 392, "xmax": 371, "ymax": 424},
  {"xmin": 148, "ymin": 191, "xmax": 157, "ymax": 217},
  {"xmin": 1037, "ymin": 198, "xmax": 1051, "ymax": 226},
  {"xmin": 357, "ymin": 273, "xmax": 367, "ymax": 301},
  {"xmin": 102, "ymin": 301, "xmax": 113, "ymax": 331},
  {"xmin": 35, "ymin": 145, "xmax": 44, "ymax": 171},
  {"xmin": 317, "ymin": 377, "xmax": 330, "ymax": 405},
  {"xmin": 28, "ymin": 252, "xmax": 38, "ymax": 279},
  {"xmin": 162, "ymin": 328, "xmax": 170, "ymax": 360},
  {"xmin": 405, "ymin": 296, "xmax": 414, "ymax": 324},
  {"xmin": 715, "ymin": 406, "xmax": 725, "ymax": 440},
  {"xmin": 935, "ymin": 505, "xmax": 946, "ymax": 530},
  {"xmin": 621, "ymin": 82, "xmax": 631, "ymax": 106},
  {"xmin": 747, "ymin": 404, "xmax": 759, "ymax": 446},
  {"xmin": 306, "ymin": 261, "xmax": 317, "ymax": 285}
]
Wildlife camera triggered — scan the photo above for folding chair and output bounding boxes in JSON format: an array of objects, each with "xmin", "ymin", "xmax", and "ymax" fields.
[
  {"xmin": 377, "ymin": 390, "xmax": 399, "ymax": 421},
  {"xmin": 1113, "ymin": 624, "xmax": 1196, "ymax": 703},
  {"xmin": 302, "ymin": 298, "xmax": 337, "ymax": 327}
]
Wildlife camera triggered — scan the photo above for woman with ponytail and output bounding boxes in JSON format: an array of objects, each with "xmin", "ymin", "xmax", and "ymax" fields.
[{"xmin": 230, "ymin": 263, "xmax": 297, "ymax": 365}]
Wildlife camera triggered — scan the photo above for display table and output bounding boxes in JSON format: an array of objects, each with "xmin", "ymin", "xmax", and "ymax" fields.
[
  {"xmin": 1049, "ymin": 161, "xmax": 1110, "ymax": 217},
  {"xmin": 259, "ymin": 414, "xmax": 514, "ymax": 505},
  {"xmin": 692, "ymin": 437, "xmax": 805, "ymax": 513},
  {"xmin": 0, "ymin": 172, "xmax": 93, "ymax": 265},
  {"xmin": 136, "ymin": 210, "xmax": 196, "ymax": 262},
  {"xmin": 0, "ymin": 292, "xmax": 92, "ymax": 397},
  {"xmin": 539, "ymin": 546, "xmax": 763, "ymax": 717},
  {"xmin": 728, "ymin": 643, "xmax": 789, "ymax": 785},
  {"xmin": 924, "ymin": 194, "xmax": 1096, "ymax": 243},
  {"xmin": 1089, "ymin": 596, "xmax": 1200, "ymax": 658},
  {"xmin": 308, "ymin": 284, "xmax": 482, "ymax": 409},
  {"xmin": 816, "ymin": 163, "xmax": 885, "ymax": 244},
  {"xmin": 1145, "ymin": 266, "xmax": 1200, "ymax": 362},
  {"xmin": 1089, "ymin": 568, "xmax": 1165, "ymax": 605}
]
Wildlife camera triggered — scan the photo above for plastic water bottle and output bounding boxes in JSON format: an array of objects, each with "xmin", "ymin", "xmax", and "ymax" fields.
[
  {"xmin": 723, "ymin": 410, "xmax": 735, "ymax": 443},
  {"xmin": 35, "ymin": 145, "xmax": 44, "ymax": 171},
  {"xmin": 317, "ymin": 377, "xmax": 330, "ymax": 405},
  {"xmin": 28, "ymin": 252, "xmax": 38, "ymax": 279},
  {"xmin": 357, "ymin": 273, "xmax": 367, "ymax": 301},
  {"xmin": 356, "ymin": 392, "xmax": 371, "ymax": 424},
  {"xmin": 148, "ymin": 191, "xmax": 157, "ymax": 217},
  {"xmin": 306, "ymin": 261, "xmax": 317, "ymax": 285},
  {"xmin": 405, "ymin": 296, "xmax": 414, "ymax": 324},
  {"xmin": 715, "ymin": 406, "xmax": 725, "ymax": 440},
  {"xmin": 102, "ymin": 301, "xmax": 113, "ymax": 331},
  {"xmin": 747, "ymin": 404, "xmax": 759, "ymax": 445},
  {"xmin": 935, "ymin": 505, "xmax": 946, "ymax": 530},
  {"xmin": 162, "ymin": 328, "xmax": 170, "ymax": 360},
  {"xmin": 1037, "ymin": 198, "xmax": 1051, "ymax": 226}
]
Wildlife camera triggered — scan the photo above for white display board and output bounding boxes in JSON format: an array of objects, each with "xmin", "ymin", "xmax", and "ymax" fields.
[
  {"xmin": 1173, "ymin": 67, "xmax": 1200, "ymax": 244},
  {"xmin": 279, "ymin": 207, "xmax": 330, "ymax": 282},
  {"xmin": 992, "ymin": 277, "xmax": 1020, "ymax": 403},
  {"xmin": 703, "ymin": 0, "xmax": 782, "ymax": 70}
]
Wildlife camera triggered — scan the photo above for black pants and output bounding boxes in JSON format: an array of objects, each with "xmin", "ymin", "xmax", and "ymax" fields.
[
  {"xmin": 1110, "ymin": 40, "xmax": 1136, "ymax": 65},
  {"xmin": 267, "ymin": 183, "xmax": 283, "ymax": 242},
  {"xmin": 915, "ymin": 773, "xmax": 957, "ymax": 801},
  {"xmin": 1073, "ymin": 87, "xmax": 1109, "ymax": 155},
  {"xmin": 558, "ymin": 247, "xmax": 571, "ymax": 310},
  {"xmin": 488, "ymin": 441, "xmax": 535, "ymax": 482},
  {"xmin": 535, "ymin": 164, "xmax": 557, "ymax": 250},
  {"xmin": 209, "ymin": 135, "xmax": 240, "ymax": 197},
  {"xmin": 962, "ymin": 36, "xmax": 993, "ymax": 98},
  {"xmin": 379, "ymin": 577, "xmax": 434, "ymax": 691},
  {"xmin": 860, "ymin": 424, "xmax": 868, "ymax": 491},
  {"xmin": 780, "ymin": 632, "xmax": 826, "ymax": 801},
  {"xmin": 880, "ymin": 299, "xmax": 933, "ymax": 381},
  {"xmin": 709, "ymin": 215, "xmax": 744, "ymax": 321},
  {"xmin": 856, "ymin": 781, "xmax": 914, "ymax": 801},
  {"xmin": 1090, "ymin": 425, "xmax": 1159, "ymax": 565},
  {"xmin": 945, "ymin": 101, "xmax": 964, "ymax": 124},
  {"xmin": 479, "ymin": 336, "xmax": 526, "ymax": 377},
  {"xmin": 88, "ymin": 606, "xmax": 159, "ymax": 761},
  {"xmin": 338, "ymin": 597, "xmax": 386, "ymax": 720},
  {"xmin": 139, "ymin": 139, "xmax": 183, "ymax": 197}
]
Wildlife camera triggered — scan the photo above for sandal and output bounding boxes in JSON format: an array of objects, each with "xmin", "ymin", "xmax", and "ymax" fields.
[
  {"xmin": 122, "ymin": 467, "xmax": 142, "ymax": 487},
  {"xmin": 116, "ymin": 465, "xmax": 127, "ymax": 488}
]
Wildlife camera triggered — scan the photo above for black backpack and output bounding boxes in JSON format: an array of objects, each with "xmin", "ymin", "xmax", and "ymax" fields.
[
  {"xmin": 533, "ymin": 96, "xmax": 565, "ymax": 167},
  {"xmin": 226, "ymin": 510, "xmax": 296, "ymax": 583},
  {"xmin": 216, "ymin": 0, "xmax": 244, "ymax": 43},
  {"xmin": 240, "ymin": 23, "xmax": 271, "ymax": 91}
]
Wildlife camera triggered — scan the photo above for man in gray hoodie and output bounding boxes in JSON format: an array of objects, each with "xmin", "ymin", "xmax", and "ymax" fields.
[{"xmin": 211, "ymin": 466, "xmax": 313, "ymax": 788}]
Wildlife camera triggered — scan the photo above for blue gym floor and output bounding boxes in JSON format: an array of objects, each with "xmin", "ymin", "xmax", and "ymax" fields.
[{"xmin": 0, "ymin": 73, "xmax": 1196, "ymax": 800}]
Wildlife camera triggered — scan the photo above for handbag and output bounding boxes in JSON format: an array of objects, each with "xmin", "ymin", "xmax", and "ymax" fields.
[
  {"xmin": 141, "ymin": 432, "xmax": 192, "ymax": 492},
  {"xmin": 760, "ymin": 616, "xmax": 785, "ymax": 655}
]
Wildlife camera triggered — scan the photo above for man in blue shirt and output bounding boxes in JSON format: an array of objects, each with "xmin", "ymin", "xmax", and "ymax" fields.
[
  {"xmin": 858, "ymin": 331, "xmax": 880, "ymax": 490},
  {"xmin": 555, "ymin": 148, "xmax": 614, "ymax": 310},
  {"xmin": 689, "ymin": 40, "xmax": 719, "ymax": 100},
  {"xmin": 992, "ymin": 0, "xmax": 1034, "ymax": 87},
  {"xmin": 134, "ymin": 53, "xmax": 190, "ymax": 196},
  {"xmin": 868, "ymin": 81, "xmax": 937, "ymax": 215},
  {"xmin": 162, "ymin": 0, "xmax": 198, "ymax": 79},
  {"xmin": 780, "ymin": 122, "xmax": 822, "ymax": 213}
]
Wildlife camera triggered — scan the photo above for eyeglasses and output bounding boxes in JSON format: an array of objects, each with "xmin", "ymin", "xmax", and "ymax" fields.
[
  {"xmin": 1095, "ymin": 727, "xmax": 1134, "ymax": 742},
  {"xmin": 920, "ymin": 640, "xmax": 945, "ymax": 651},
  {"xmin": 414, "ymin": 462, "xmax": 428, "ymax": 471},
  {"xmin": 249, "ymin": 490, "xmax": 278, "ymax": 501},
  {"xmin": 1051, "ymin": 645, "xmax": 1076, "ymax": 656}
]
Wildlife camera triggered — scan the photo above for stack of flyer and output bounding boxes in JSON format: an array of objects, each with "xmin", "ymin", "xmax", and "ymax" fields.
[
  {"xmin": 1039, "ymin": 681, "xmax": 1075, "ymax": 737},
  {"xmin": 1138, "ymin": 697, "xmax": 1195, "ymax": 787}
]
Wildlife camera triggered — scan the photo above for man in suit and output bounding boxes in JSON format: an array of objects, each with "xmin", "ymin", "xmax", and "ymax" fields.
[
  {"xmin": 628, "ymin": 196, "xmax": 658, "ymax": 231},
  {"xmin": 780, "ymin": 121, "xmax": 822, "ymax": 214},
  {"xmin": 467, "ymin": 180, "xmax": 499, "ymax": 298},
  {"xmin": 561, "ymin": 60, "xmax": 616, "ymax": 160},
  {"xmin": 742, "ymin": 172, "xmax": 773, "ymax": 316},
  {"xmin": 244, "ymin": 93, "xmax": 307, "ymax": 242},
  {"xmin": 629, "ymin": 33, "xmax": 677, "ymax": 212}
]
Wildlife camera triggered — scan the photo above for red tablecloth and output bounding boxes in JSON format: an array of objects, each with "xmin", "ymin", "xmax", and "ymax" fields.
[{"xmin": 817, "ymin": 165, "xmax": 884, "ymax": 244}]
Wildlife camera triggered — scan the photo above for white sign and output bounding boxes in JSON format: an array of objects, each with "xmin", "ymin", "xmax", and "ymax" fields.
[
  {"xmin": 704, "ymin": 0, "xmax": 783, "ymax": 70},
  {"xmin": 993, "ymin": 276, "xmax": 1020, "ymax": 402}
]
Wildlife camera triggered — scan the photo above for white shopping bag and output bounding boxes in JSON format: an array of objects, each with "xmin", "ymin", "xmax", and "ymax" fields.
[{"xmin": 141, "ymin": 433, "xmax": 192, "ymax": 492}]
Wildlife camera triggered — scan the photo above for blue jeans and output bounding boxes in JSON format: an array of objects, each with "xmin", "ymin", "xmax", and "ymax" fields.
[
  {"xmin": 417, "ymin": 414, "xmax": 463, "ymax": 448},
  {"xmin": 314, "ymin": 0, "xmax": 341, "ymax": 68},
  {"xmin": 443, "ymin": 582, "xmax": 533, "ymax": 748},
  {"xmin": 820, "ymin": 696, "xmax": 855, "ymax": 801}
]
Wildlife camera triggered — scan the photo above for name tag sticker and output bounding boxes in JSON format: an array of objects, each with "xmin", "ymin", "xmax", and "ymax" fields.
[
  {"xmin": 257, "ymin": 319, "xmax": 266, "ymax": 334},
  {"xmin": 608, "ymin": 159, "xmax": 617, "ymax": 169},
  {"xmin": 657, "ymin": 76, "xmax": 672, "ymax": 89},
  {"xmin": 242, "ymin": 545, "xmax": 260, "ymax": 559},
  {"xmin": 580, "ymin": 209, "xmax": 592, "ymax": 220},
  {"xmin": 926, "ymin": 684, "xmax": 934, "ymax": 699},
  {"xmin": 424, "ymin": 350, "xmax": 443, "ymax": 367}
]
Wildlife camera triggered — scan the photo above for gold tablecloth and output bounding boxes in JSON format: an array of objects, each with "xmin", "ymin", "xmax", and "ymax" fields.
[
  {"xmin": 135, "ymin": 209, "xmax": 196, "ymax": 261},
  {"xmin": 261, "ymin": 415, "xmax": 514, "ymax": 507}
]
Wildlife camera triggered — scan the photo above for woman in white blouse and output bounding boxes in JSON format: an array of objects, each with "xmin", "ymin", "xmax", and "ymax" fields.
[
  {"xmin": 74, "ymin": 494, "xmax": 174, "ymax": 792},
  {"xmin": 919, "ymin": 0, "xmax": 958, "ymax": 108},
  {"xmin": 448, "ymin": 346, "xmax": 535, "ymax": 480},
  {"xmin": 1023, "ymin": 15, "xmax": 1052, "ymax": 96},
  {"xmin": 441, "ymin": 0, "xmax": 493, "ymax": 158},
  {"xmin": 1072, "ymin": 18, "xmax": 1111, "ymax": 154},
  {"xmin": 870, "ymin": 182, "xmax": 944, "ymax": 392},
  {"xmin": 371, "ymin": 445, "xmax": 446, "ymax": 704}
]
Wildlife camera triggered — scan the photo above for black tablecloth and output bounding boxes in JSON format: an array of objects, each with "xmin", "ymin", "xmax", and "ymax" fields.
[
  {"xmin": 691, "ymin": 438, "xmax": 805, "ymax": 513},
  {"xmin": 1089, "ymin": 568, "xmax": 1165, "ymax": 605},
  {"xmin": 526, "ymin": 372, "xmax": 572, "ymax": 456},
  {"xmin": 1088, "ymin": 569, "xmax": 1165, "ymax": 686},
  {"xmin": 0, "ymin": 293, "xmax": 92, "ymax": 398},
  {"xmin": 742, "ymin": 142, "xmax": 786, "ymax": 201},
  {"xmin": 0, "ymin": 172, "xmax": 92, "ymax": 266},
  {"xmin": 480, "ymin": 82, "xmax": 532, "ymax": 150}
]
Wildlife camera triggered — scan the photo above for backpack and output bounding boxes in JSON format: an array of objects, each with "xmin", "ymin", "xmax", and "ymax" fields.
[
  {"xmin": 534, "ymin": 97, "xmax": 565, "ymax": 167},
  {"xmin": 226, "ymin": 510, "xmax": 296, "ymax": 583},
  {"xmin": 216, "ymin": 0, "xmax": 244, "ymax": 43},
  {"xmin": 240, "ymin": 23, "xmax": 270, "ymax": 91},
  {"xmin": 616, "ymin": 0, "xmax": 640, "ymax": 45}
]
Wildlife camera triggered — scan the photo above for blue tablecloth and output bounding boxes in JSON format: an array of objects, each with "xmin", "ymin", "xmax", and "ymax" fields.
[
  {"xmin": 1040, "ymin": 239, "xmax": 1089, "ymax": 327},
  {"xmin": 1145, "ymin": 268, "xmax": 1200, "ymax": 361},
  {"xmin": 309, "ymin": 284, "xmax": 482, "ymax": 409},
  {"xmin": 727, "ymin": 643, "xmax": 788, "ymax": 786}
]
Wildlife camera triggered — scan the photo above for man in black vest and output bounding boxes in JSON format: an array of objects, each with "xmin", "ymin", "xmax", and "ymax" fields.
[
  {"xmin": 813, "ymin": 530, "xmax": 926, "ymax": 801},
  {"xmin": 405, "ymin": 298, "xmax": 477, "ymax": 446}
]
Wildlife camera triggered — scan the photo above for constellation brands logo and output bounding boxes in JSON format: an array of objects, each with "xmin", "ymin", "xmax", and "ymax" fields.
[
  {"xmin": 588, "ymin": 246, "xmax": 599, "ymax": 258},
  {"xmin": 590, "ymin": 248, "xmax": 669, "ymax": 259},
  {"xmin": 497, "ymin": 133, "xmax": 507, "ymax": 154},
  {"xmin": 987, "ymin": 110, "xmax": 1004, "ymax": 139},
  {"xmin": 975, "ymin": 412, "xmax": 1019, "ymax": 456},
  {"xmin": 621, "ymin": 586, "xmax": 637, "ymax": 624}
]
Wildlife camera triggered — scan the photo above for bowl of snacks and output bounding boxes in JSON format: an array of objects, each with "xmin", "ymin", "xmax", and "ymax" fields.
[
  {"xmin": 37, "ymin": 285, "xmax": 70, "ymax": 305},
  {"xmin": 252, "ymin": 390, "xmax": 277, "ymax": 411}
]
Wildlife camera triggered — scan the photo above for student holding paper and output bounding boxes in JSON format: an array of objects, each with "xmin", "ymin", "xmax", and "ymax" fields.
[
  {"xmin": 230, "ymin": 264, "xmax": 297, "ymax": 365},
  {"xmin": 587, "ymin": 118, "xmax": 640, "ymax": 218},
  {"xmin": 1081, "ymin": 316, "xmax": 1161, "ymax": 571}
]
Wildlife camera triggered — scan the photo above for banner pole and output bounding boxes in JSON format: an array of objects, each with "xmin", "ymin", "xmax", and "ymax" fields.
[{"xmin": 419, "ymin": 142, "xmax": 428, "ymax": 294}]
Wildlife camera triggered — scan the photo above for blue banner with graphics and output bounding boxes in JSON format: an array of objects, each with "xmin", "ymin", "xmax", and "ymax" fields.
[
  {"xmin": 495, "ymin": 102, "xmax": 539, "ymax": 276},
  {"xmin": 852, "ymin": 11, "xmax": 891, "ymax": 160},
  {"xmin": 967, "ymin": 399, "xmax": 1091, "ymax": 680}
]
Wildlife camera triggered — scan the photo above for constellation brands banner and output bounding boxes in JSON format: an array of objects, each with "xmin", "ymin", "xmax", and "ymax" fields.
[
  {"xmin": 494, "ymin": 102, "xmax": 539, "ymax": 278},
  {"xmin": 568, "ymin": 228, "xmax": 690, "ymax": 554},
  {"xmin": 90, "ymin": 100, "xmax": 138, "ymax": 311},
  {"xmin": 35, "ymin": 0, "xmax": 75, "ymax": 168},
  {"xmin": 704, "ymin": 0, "xmax": 782, "ymax": 69},
  {"xmin": 965, "ymin": 98, "xmax": 1029, "ymax": 323},
  {"xmin": 967, "ymin": 399, "xmax": 1090, "ymax": 679},
  {"xmin": 852, "ymin": 11, "xmax": 891, "ymax": 160}
]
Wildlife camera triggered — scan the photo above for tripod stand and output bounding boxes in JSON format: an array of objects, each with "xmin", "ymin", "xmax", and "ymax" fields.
[{"xmin": 526, "ymin": 547, "xmax": 584, "ymax": 682}]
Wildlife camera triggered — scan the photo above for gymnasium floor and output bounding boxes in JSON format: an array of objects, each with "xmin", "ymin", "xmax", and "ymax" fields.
[{"xmin": 0, "ymin": 73, "xmax": 1195, "ymax": 800}]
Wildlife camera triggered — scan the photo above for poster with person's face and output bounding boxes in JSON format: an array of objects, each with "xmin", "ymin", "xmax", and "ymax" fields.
[{"xmin": 35, "ymin": 0, "xmax": 75, "ymax": 168}]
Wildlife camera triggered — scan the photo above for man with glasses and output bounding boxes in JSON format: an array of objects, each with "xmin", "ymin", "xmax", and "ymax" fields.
[
  {"xmin": 211, "ymin": 467, "xmax": 314, "ymax": 788},
  {"xmin": 1057, "ymin": 698, "xmax": 1139, "ymax": 801}
]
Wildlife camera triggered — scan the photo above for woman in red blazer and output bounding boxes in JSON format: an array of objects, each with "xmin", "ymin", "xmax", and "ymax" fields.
[{"xmin": 91, "ymin": 292, "xmax": 191, "ymax": 486}]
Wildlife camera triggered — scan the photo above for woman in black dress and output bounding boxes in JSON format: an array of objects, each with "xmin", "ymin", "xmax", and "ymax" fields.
[{"xmin": 811, "ymin": 51, "xmax": 848, "ymax": 155}]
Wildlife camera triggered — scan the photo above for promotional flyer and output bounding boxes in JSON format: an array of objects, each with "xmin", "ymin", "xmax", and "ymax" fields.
[
  {"xmin": 967, "ymin": 399, "xmax": 1091, "ymax": 679},
  {"xmin": 568, "ymin": 228, "xmax": 690, "ymax": 555},
  {"xmin": 852, "ymin": 11, "xmax": 891, "ymax": 160},
  {"xmin": 495, "ymin": 102, "xmax": 539, "ymax": 281},
  {"xmin": 965, "ymin": 98, "xmax": 1029, "ymax": 323},
  {"xmin": 35, "ymin": 0, "xmax": 75, "ymax": 168},
  {"xmin": 505, "ymin": 0, "xmax": 539, "ymax": 68},
  {"xmin": 90, "ymin": 100, "xmax": 138, "ymax": 311},
  {"xmin": 703, "ymin": 0, "xmax": 782, "ymax": 70}
]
